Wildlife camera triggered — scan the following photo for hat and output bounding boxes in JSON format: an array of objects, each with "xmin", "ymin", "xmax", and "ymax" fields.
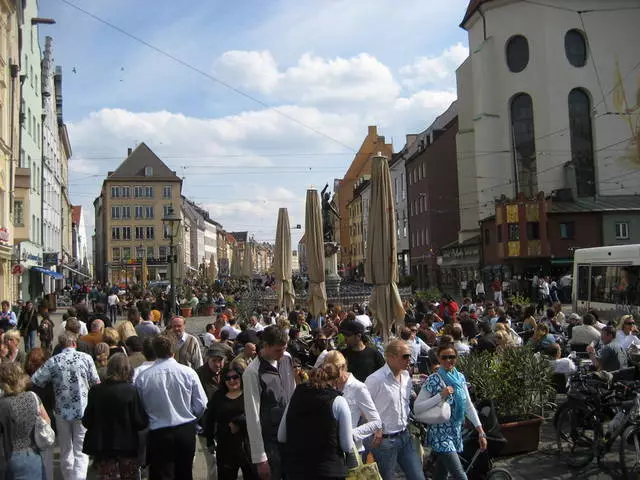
[
  {"xmin": 569, "ymin": 313, "xmax": 582, "ymax": 322},
  {"xmin": 340, "ymin": 319, "xmax": 365, "ymax": 336},
  {"xmin": 206, "ymin": 344, "xmax": 227, "ymax": 359}
]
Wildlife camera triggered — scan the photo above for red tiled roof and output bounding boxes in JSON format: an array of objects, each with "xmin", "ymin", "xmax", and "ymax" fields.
[
  {"xmin": 461, "ymin": 0, "xmax": 493, "ymax": 27},
  {"xmin": 72, "ymin": 206, "xmax": 82, "ymax": 225}
]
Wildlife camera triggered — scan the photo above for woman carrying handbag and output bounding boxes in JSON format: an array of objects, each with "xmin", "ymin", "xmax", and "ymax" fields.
[{"xmin": 413, "ymin": 342, "xmax": 487, "ymax": 480}]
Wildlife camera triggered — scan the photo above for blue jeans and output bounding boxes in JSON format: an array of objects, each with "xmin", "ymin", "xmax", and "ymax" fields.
[
  {"xmin": 25, "ymin": 330, "xmax": 37, "ymax": 352},
  {"xmin": 434, "ymin": 452, "xmax": 467, "ymax": 480},
  {"xmin": 369, "ymin": 430, "xmax": 423, "ymax": 480},
  {"xmin": 7, "ymin": 450, "xmax": 45, "ymax": 480}
]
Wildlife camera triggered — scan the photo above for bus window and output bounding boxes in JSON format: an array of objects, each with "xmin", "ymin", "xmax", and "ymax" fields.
[
  {"xmin": 620, "ymin": 266, "xmax": 640, "ymax": 305},
  {"xmin": 577, "ymin": 265, "xmax": 589, "ymax": 301},
  {"xmin": 590, "ymin": 266, "xmax": 619, "ymax": 304}
]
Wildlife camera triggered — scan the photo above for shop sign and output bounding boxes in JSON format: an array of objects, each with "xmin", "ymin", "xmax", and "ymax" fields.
[
  {"xmin": 43, "ymin": 253, "xmax": 59, "ymax": 266},
  {"xmin": 442, "ymin": 245, "xmax": 480, "ymax": 260},
  {"xmin": 11, "ymin": 264, "xmax": 24, "ymax": 275}
]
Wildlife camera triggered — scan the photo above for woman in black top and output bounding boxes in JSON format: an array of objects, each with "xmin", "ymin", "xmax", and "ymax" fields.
[
  {"xmin": 82, "ymin": 353, "xmax": 148, "ymax": 480},
  {"xmin": 204, "ymin": 364, "xmax": 256, "ymax": 480}
]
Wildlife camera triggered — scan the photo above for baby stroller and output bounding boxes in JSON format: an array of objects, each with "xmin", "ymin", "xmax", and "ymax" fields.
[{"xmin": 425, "ymin": 399, "xmax": 513, "ymax": 480}]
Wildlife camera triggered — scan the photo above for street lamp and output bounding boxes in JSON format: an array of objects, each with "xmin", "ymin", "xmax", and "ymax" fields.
[{"xmin": 162, "ymin": 204, "xmax": 181, "ymax": 317}]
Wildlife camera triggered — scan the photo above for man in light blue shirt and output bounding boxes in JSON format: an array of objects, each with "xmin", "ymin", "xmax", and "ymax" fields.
[{"xmin": 135, "ymin": 335, "xmax": 207, "ymax": 480}]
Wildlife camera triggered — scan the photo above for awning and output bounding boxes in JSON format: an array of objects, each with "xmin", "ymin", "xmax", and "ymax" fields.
[
  {"xmin": 61, "ymin": 264, "xmax": 91, "ymax": 279},
  {"xmin": 31, "ymin": 266, "xmax": 64, "ymax": 280},
  {"xmin": 551, "ymin": 258, "xmax": 573, "ymax": 265}
]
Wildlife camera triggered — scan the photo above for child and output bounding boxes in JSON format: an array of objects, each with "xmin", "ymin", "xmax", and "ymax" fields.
[{"xmin": 38, "ymin": 313, "xmax": 54, "ymax": 352}]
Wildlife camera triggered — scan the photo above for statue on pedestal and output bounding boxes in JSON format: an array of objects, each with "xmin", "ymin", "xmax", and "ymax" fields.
[{"xmin": 321, "ymin": 183, "xmax": 340, "ymax": 244}]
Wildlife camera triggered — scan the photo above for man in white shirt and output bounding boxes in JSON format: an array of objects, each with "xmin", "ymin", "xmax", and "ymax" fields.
[
  {"xmin": 107, "ymin": 292, "xmax": 120, "ymax": 325},
  {"xmin": 354, "ymin": 305, "xmax": 372, "ymax": 332},
  {"xmin": 569, "ymin": 313, "xmax": 600, "ymax": 347},
  {"xmin": 401, "ymin": 325, "xmax": 430, "ymax": 365},
  {"xmin": 202, "ymin": 323, "xmax": 216, "ymax": 348},
  {"xmin": 60, "ymin": 314, "xmax": 88, "ymax": 336},
  {"xmin": 364, "ymin": 340, "xmax": 423, "ymax": 480},
  {"xmin": 249, "ymin": 315, "xmax": 264, "ymax": 333},
  {"xmin": 136, "ymin": 335, "xmax": 208, "ymax": 480}
]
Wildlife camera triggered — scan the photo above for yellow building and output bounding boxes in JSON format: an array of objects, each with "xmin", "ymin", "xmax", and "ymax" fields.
[
  {"xmin": 347, "ymin": 177, "xmax": 368, "ymax": 279},
  {"xmin": 94, "ymin": 144, "xmax": 183, "ymax": 285},
  {"xmin": 0, "ymin": 2, "xmax": 20, "ymax": 301}
]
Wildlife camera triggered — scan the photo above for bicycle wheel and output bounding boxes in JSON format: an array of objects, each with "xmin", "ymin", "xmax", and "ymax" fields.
[
  {"xmin": 555, "ymin": 404, "xmax": 596, "ymax": 468},
  {"xmin": 487, "ymin": 467, "xmax": 514, "ymax": 480},
  {"xmin": 620, "ymin": 425, "xmax": 640, "ymax": 478}
]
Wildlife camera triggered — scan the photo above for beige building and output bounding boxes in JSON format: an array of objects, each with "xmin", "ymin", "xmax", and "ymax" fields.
[
  {"xmin": 94, "ymin": 143, "xmax": 183, "ymax": 285},
  {"xmin": 347, "ymin": 178, "xmax": 368, "ymax": 279}
]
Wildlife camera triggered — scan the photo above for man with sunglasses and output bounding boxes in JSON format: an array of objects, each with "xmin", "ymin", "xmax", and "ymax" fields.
[{"xmin": 364, "ymin": 339, "xmax": 424, "ymax": 480}]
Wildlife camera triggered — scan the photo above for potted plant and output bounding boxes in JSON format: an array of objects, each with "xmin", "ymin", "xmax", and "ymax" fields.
[
  {"xmin": 204, "ymin": 285, "xmax": 217, "ymax": 316},
  {"xmin": 180, "ymin": 285, "xmax": 193, "ymax": 318},
  {"xmin": 458, "ymin": 346, "xmax": 555, "ymax": 456}
]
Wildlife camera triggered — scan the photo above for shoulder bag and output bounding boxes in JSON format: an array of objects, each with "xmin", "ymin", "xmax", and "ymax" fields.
[
  {"xmin": 31, "ymin": 392, "xmax": 55, "ymax": 450},
  {"xmin": 414, "ymin": 374, "xmax": 451, "ymax": 425},
  {"xmin": 346, "ymin": 447, "xmax": 382, "ymax": 480}
]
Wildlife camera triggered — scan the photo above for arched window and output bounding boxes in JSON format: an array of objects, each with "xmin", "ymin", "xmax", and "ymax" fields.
[
  {"xmin": 565, "ymin": 30, "xmax": 587, "ymax": 67},
  {"xmin": 568, "ymin": 88, "xmax": 595, "ymax": 196},
  {"xmin": 510, "ymin": 93, "xmax": 537, "ymax": 196},
  {"xmin": 506, "ymin": 35, "xmax": 529, "ymax": 73}
]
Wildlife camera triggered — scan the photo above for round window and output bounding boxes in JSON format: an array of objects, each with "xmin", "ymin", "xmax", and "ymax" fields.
[
  {"xmin": 565, "ymin": 29, "xmax": 587, "ymax": 67},
  {"xmin": 506, "ymin": 35, "xmax": 529, "ymax": 73}
]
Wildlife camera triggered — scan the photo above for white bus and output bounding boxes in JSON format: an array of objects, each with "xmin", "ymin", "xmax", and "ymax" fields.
[{"xmin": 573, "ymin": 245, "xmax": 640, "ymax": 320}]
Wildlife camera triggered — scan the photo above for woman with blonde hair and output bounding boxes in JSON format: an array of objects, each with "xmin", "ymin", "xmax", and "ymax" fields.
[
  {"xmin": 0, "ymin": 362, "xmax": 51, "ymax": 479},
  {"xmin": 102, "ymin": 328, "xmax": 126, "ymax": 357},
  {"xmin": 616, "ymin": 314, "xmax": 640, "ymax": 350},
  {"xmin": 323, "ymin": 350, "xmax": 382, "ymax": 453},
  {"xmin": 278, "ymin": 362, "xmax": 356, "ymax": 479},
  {"xmin": 3, "ymin": 329, "xmax": 25, "ymax": 364}
]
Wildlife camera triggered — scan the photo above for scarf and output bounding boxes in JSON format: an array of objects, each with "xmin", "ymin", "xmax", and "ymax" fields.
[{"xmin": 437, "ymin": 366, "xmax": 466, "ymax": 425}]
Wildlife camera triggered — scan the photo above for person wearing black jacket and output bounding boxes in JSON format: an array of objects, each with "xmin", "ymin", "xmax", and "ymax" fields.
[
  {"xmin": 0, "ymin": 398, "xmax": 11, "ymax": 479},
  {"xmin": 82, "ymin": 353, "xmax": 148, "ymax": 480},
  {"xmin": 205, "ymin": 364, "xmax": 256, "ymax": 480},
  {"xmin": 17, "ymin": 301, "xmax": 39, "ymax": 352}
]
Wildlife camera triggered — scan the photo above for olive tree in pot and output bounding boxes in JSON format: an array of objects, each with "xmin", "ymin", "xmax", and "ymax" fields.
[{"xmin": 458, "ymin": 346, "xmax": 555, "ymax": 456}]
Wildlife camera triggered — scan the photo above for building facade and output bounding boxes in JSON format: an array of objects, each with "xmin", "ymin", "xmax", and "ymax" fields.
[
  {"xmin": 347, "ymin": 178, "xmax": 368, "ymax": 280},
  {"xmin": 335, "ymin": 126, "xmax": 392, "ymax": 272},
  {"xmin": 407, "ymin": 103, "xmax": 460, "ymax": 290},
  {"xmin": 390, "ymin": 146, "xmax": 411, "ymax": 279},
  {"xmin": 94, "ymin": 144, "xmax": 183, "ymax": 286},
  {"xmin": 71, "ymin": 206, "xmax": 91, "ymax": 279}
]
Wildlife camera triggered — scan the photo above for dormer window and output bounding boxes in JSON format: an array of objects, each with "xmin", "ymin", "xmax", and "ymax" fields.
[{"xmin": 144, "ymin": 166, "xmax": 153, "ymax": 176}]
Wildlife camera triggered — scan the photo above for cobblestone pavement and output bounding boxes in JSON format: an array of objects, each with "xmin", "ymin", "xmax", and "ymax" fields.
[{"xmin": 46, "ymin": 311, "xmax": 629, "ymax": 479}]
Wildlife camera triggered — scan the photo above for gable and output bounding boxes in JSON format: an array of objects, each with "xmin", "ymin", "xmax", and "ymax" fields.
[{"xmin": 109, "ymin": 143, "xmax": 180, "ymax": 180}]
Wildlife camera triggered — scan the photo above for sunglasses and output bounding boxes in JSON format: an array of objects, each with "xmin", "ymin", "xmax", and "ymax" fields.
[
  {"xmin": 440, "ymin": 355, "xmax": 457, "ymax": 361},
  {"xmin": 401, "ymin": 353, "xmax": 411, "ymax": 359},
  {"xmin": 225, "ymin": 375, "xmax": 240, "ymax": 381},
  {"xmin": 625, "ymin": 322, "xmax": 635, "ymax": 326}
]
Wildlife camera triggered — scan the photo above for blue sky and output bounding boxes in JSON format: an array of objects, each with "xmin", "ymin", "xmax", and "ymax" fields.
[{"xmin": 40, "ymin": 0, "xmax": 470, "ymax": 245}]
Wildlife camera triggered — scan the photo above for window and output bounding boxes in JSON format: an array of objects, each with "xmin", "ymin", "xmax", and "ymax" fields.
[
  {"xmin": 616, "ymin": 222, "xmax": 630, "ymax": 240},
  {"xmin": 135, "ymin": 226, "xmax": 145, "ymax": 240},
  {"xmin": 136, "ymin": 247, "xmax": 144, "ymax": 260},
  {"xmin": 163, "ymin": 204, "xmax": 172, "ymax": 217},
  {"xmin": 496, "ymin": 225, "xmax": 503, "ymax": 243},
  {"xmin": 145, "ymin": 206, "xmax": 154, "ymax": 219},
  {"xmin": 589, "ymin": 266, "xmax": 640, "ymax": 305},
  {"xmin": 111, "ymin": 206, "xmax": 120, "ymax": 219},
  {"xmin": 147, "ymin": 246, "xmax": 154, "ymax": 259},
  {"xmin": 506, "ymin": 35, "xmax": 529, "ymax": 73},
  {"xmin": 394, "ymin": 178, "xmax": 399, "ymax": 203},
  {"xmin": 27, "ymin": 108, "xmax": 31, "ymax": 136},
  {"xmin": 511, "ymin": 93, "xmax": 537, "ymax": 197},
  {"xmin": 508, "ymin": 223, "xmax": 520, "ymax": 241},
  {"xmin": 559, "ymin": 222, "xmax": 575, "ymax": 240},
  {"xmin": 111, "ymin": 186, "xmax": 120, "ymax": 198},
  {"xmin": 121, "ymin": 206, "xmax": 131, "ymax": 219},
  {"xmin": 122, "ymin": 227, "xmax": 131, "ymax": 240},
  {"xmin": 526, "ymin": 222, "xmax": 540, "ymax": 240},
  {"xmin": 146, "ymin": 226, "xmax": 155, "ymax": 239},
  {"xmin": 135, "ymin": 206, "xmax": 143, "ymax": 219},
  {"xmin": 565, "ymin": 29, "xmax": 587, "ymax": 67},
  {"xmin": 13, "ymin": 200, "xmax": 23, "ymax": 226},
  {"xmin": 568, "ymin": 89, "xmax": 595, "ymax": 197},
  {"xmin": 111, "ymin": 227, "xmax": 120, "ymax": 240},
  {"xmin": 163, "ymin": 185, "xmax": 172, "ymax": 199},
  {"xmin": 401, "ymin": 173, "xmax": 405, "ymax": 199},
  {"xmin": 144, "ymin": 166, "xmax": 153, "ymax": 177},
  {"xmin": 145, "ymin": 186, "xmax": 154, "ymax": 198},
  {"xmin": 159, "ymin": 246, "xmax": 168, "ymax": 261},
  {"xmin": 112, "ymin": 248, "xmax": 121, "ymax": 262},
  {"xmin": 134, "ymin": 186, "xmax": 144, "ymax": 198},
  {"xmin": 122, "ymin": 247, "xmax": 131, "ymax": 260},
  {"xmin": 577, "ymin": 265, "xmax": 589, "ymax": 301}
]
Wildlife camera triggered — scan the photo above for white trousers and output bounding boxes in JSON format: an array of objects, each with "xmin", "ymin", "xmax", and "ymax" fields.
[{"xmin": 55, "ymin": 414, "xmax": 89, "ymax": 480}]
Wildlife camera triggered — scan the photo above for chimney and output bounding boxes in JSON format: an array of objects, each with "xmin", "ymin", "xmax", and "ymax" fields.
[
  {"xmin": 367, "ymin": 125, "xmax": 377, "ymax": 137},
  {"xmin": 127, "ymin": 147, "xmax": 132, "ymax": 156}
]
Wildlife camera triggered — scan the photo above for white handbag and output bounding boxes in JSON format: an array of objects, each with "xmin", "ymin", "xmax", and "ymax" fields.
[
  {"xmin": 414, "ymin": 374, "xmax": 451, "ymax": 425},
  {"xmin": 31, "ymin": 392, "xmax": 55, "ymax": 450}
]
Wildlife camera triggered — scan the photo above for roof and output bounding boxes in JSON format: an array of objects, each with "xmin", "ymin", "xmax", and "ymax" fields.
[
  {"xmin": 461, "ymin": 0, "xmax": 493, "ymax": 27},
  {"xmin": 225, "ymin": 233, "xmax": 237, "ymax": 244},
  {"xmin": 550, "ymin": 196, "xmax": 640, "ymax": 214},
  {"xmin": 72, "ymin": 206, "xmax": 82, "ymax": 225},
  {"xmin": 107, "ymin": 143, "xmax": 181, "ymax": 181},
  {"xmin": 231, "ymin": 231, "xmax": 248, "ymax": 243}
]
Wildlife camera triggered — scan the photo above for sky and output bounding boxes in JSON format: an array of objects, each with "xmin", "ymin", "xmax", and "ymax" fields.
[{"xmin": 39, "ymin": 0, "xmax": 470, "ymax": 248}]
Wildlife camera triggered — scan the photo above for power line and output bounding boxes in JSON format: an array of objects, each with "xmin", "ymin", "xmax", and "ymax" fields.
[{"xmin": 56, "ymin": 0, "xmax": 357, "ymax": 154}]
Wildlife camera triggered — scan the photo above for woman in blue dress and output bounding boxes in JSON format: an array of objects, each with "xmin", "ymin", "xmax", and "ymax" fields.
[{"xmin": 414, "ymin": 342, "xmax": 487, "ymax": 479}]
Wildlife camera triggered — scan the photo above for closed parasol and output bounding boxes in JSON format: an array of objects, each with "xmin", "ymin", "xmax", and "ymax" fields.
[
  {"xmin": 275, "ymin": 208, "xmax": 296, "ymax": 311},
  {"xmin": 305, "ymin": 189, "xmax": 327, "ymax": 317}
]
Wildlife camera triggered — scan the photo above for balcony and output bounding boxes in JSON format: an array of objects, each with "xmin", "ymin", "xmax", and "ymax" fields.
[{"xmin": 15, "ymin": 168, "xmax": 31, "ymax": 190}]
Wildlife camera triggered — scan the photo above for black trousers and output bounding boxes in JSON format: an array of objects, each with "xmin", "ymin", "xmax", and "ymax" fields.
[{"xmin": 147, "ymin": 422, "xmax": 197, "ymax": 480}]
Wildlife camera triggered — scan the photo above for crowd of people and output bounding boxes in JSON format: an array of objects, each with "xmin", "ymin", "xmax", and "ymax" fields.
[{"xmin": 0, "ymin": 283, "xmax": 639, "ymax": 480}]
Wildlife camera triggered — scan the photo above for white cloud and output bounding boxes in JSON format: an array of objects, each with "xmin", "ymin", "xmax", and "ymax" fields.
[
  {"xmin": 215, "ymin": 50, "xmax": 280, "ymax": 94},
  {"xmin": 400, "ymin": 43, "xmax": 469, "ymax": 89}
]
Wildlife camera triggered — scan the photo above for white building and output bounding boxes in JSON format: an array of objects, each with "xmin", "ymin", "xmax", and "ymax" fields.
[
  {"xmin": 203, "ymin": 218, "xmax": 218, "ymax": 275},
  {"xmin": 41, "ymin": 36, "xmax": 63, "ymax": 292},
  {"xmin": 456, "ymin": 0, "xmax": 640, "ymax": 242},
  {"xmin": 17, "ymin": 0, "xmax": 44, "ymax": 300}
]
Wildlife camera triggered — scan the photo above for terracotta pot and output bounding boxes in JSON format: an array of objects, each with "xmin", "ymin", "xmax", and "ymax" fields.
[
  {"xmin": 206, "ymin": 305, "xmax": 216, "ymax": 316},
  {"xmin": 181, "ymin": 307, "xmax": 192, "ymax": 318},
  {"xmin": 497, "ymin": 415, "xmax": 543, "ymax": 456}
]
